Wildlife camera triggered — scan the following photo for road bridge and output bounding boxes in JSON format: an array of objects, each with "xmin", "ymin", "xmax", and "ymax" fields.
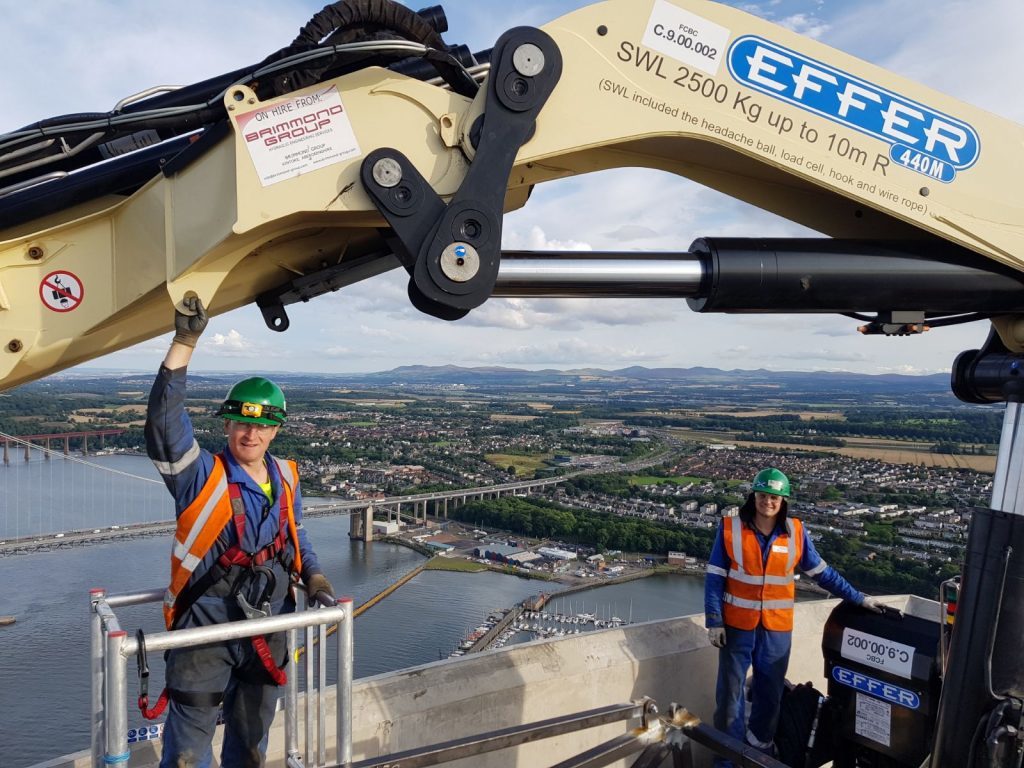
[
  {"xmin": 1, "ymin": 429, "xmax": 126, "ymax": 464},
  {"xmin": 0, "ymin": 441, "xmax": 683, "ymax": 550}
]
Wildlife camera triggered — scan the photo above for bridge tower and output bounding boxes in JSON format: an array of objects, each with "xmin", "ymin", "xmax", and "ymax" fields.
[{"xmin": 349, "ymin": 503, "xmax": 374, "ymax": 542}]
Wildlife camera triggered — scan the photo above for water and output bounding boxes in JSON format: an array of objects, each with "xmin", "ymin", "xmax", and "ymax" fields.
[
  {"xmin": 0, "ymin": 456, "xmax": 709, "ymax": 767},
  {"xmin": 0, "ymin": 453, "xmax": 173, "ymax": 538}
]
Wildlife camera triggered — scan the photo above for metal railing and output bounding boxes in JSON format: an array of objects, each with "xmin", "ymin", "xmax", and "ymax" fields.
[
  {"xmin": 89, "ymin": 587, "xmax": 353, "ymax": 768},
  {"xmin": 345, "ymin": 698, "xmax": 790, "ymax": 768}
]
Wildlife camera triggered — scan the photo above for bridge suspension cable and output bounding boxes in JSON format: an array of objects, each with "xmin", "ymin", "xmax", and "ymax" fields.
[{"xmin": 0, "ymin": 430, "xmax": 172, "ymax": 542}]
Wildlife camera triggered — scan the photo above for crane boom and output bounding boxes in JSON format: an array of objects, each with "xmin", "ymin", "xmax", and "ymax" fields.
[{"xmin": 1, "ymin": 0, "xmax": 1021, "ymax": 391}]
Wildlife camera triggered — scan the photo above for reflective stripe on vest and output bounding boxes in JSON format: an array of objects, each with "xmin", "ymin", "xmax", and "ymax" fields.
[
  {"xmin": 721, "ymin": 516, "xmax": 804, "ymax": 631},
  {"xmin": 163, "ymin": 455, "xmax": 301, "ymax": 629},
  {"xmin": 273, "ymin": 457, "xmax": 303, "ymax": 577}
]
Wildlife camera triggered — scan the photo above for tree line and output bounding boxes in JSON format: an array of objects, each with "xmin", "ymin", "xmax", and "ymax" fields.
[{"xmin": 448, "ymin": 497, "xmax": 957, "ymax": 600}]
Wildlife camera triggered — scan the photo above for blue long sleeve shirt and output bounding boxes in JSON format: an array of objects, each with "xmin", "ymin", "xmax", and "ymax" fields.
[
  {"xmin": 145, "ymin": 365, "xmax": 321, "ymax": 626},
  {"xmin": 704, "ymin": 517, "xmax": 863, "ymax": 629}
]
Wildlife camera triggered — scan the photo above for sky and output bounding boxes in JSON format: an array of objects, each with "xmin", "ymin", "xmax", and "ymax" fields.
[{"xmin": 3, "ymin": 0, "xmax": 1022, "ymax": 377}]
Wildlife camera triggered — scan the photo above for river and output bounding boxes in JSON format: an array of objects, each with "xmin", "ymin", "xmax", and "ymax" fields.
[{"xmin": 0, "ymin": 458, "xmax": 709, "ymax": 767}]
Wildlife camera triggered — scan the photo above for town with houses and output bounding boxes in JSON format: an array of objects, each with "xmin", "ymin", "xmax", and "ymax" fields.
[{"xmin": 2, "ymin": 366, "xmax": 994, "ymax": 579}]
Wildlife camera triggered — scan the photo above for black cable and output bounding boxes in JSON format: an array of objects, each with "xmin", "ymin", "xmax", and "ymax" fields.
[
  {"xmin": 925, "ymin": 312, "xmax": 989, "ymax": 328},
  {"xmin": 259, "ymin": 0, "xmax": 477, "ymax": 98},
  {"xmin": 985, "ymin": 546, "xmax": 1012, "ymax": 700},
  {"xmin": 2, "ymin": 0, "xmax": 477, "ymax": 184}
]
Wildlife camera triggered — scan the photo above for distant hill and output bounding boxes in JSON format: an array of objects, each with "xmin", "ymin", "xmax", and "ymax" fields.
[
  {"xmin": 51, "ymin": 363, "xmax": 953, "ymax": 399},
  {"xmin": 348, "ymin": 364, "xmax": 950, "ymax": 393}
]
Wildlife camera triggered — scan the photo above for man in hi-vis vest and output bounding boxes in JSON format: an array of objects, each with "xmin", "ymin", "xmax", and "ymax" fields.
[
  {"xmin": 704, "ymin": 468, "xmax": 882, "ymax": 766},
  {"xmin": 145, "ymin": 296, "xmax": 334, "ymax": 768}
]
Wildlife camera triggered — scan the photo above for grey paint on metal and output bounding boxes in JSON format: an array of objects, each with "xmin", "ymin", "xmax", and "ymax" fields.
[{"xmin": 991, "ymin": 402, "xmax": 1024, "ymax": 515}]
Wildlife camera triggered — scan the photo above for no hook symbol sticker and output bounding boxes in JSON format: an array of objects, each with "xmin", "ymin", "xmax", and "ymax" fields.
[{"xmin": 40, "ymin": 270, "xmax": 84, "ymax": 312}]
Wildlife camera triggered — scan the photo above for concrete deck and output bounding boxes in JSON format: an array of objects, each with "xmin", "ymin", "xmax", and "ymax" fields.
[{"xmin": 37, "ymin": 595, "xmax": 928, "ymax": 768}]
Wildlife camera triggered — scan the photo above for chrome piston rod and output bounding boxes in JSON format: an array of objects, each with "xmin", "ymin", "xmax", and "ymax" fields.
[{"xmin": 493, "ymin": 251, "xmax": 704, "ymax": 298}]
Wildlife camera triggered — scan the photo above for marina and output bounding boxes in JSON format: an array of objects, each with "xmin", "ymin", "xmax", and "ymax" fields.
[{"xmin": 448, "ymin": 597, "xmax": 637, "ymax": 658}]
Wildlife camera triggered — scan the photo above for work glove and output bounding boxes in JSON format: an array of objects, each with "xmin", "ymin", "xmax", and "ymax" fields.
[
  {"xmin": 305, "ymin": 573, "xmax": 336, "ymax": 608},
  {"xmin": 172, "ymin": 295, "xmax": 208, "ymax": 348},
  {"xmin": 860, "ymin": 596, "xmax": 885, "ymax": 614},
  {"xmin": 708, "ymin": 627, "xmax": 726, "ymax": 648}
]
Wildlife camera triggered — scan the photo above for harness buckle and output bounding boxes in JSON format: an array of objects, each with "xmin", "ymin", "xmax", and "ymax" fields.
[
  {"xmin": 135, "ymin": 628, "xmax": 149, "ymax": 703},
  {"xmin": 233, "ymin": 564, "xmax": 277, "ymax": 621}
]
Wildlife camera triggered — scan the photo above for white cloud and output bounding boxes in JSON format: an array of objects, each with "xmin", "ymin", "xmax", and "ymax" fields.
[
  {"xmin": 775, "ymin": 13, "xmax": 830, "ymax": 39},
  {"xmin": 824, "ymin": 0, "xmax": 1023, "ymax": 121},
  {"xmin": 205, "ymin": 330, "xmax": 261, "ymax": 357},
  {"xmin": 358, "ymin": 325, "xmax": 404, "ymax": 340},
  {"xmin": 502, "ymin": 225, "xmax": 592, "ymax": 252}
]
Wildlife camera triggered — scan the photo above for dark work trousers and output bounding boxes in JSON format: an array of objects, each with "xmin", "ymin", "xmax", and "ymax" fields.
[
  {"xmin": 712, "ymin": 624, "xmax": 792, "ymax": 768},
  {"xmin": 159, "ymin": 632, "xmax": 287, "ymax": 768}
]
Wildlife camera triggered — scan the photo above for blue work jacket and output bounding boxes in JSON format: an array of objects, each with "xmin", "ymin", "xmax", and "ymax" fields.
[
  {"xmin": 145, "ymin": 365, "xmax": 322, "ymax": 628},
  {"xmin": 704, "ymin": 516, "xmax": 863, "ymax": 630}
]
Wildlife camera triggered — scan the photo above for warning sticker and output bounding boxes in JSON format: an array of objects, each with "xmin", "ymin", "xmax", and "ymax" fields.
[
  {"xmin": 40, "ymin": 270, "xmax": 84, "ymax": 312},
  {"xmin": 237, "ymin": 85, "xmax": 362, "ymax": 187},
  {"xmin": 855, "ymin": 692, "xmax": 891, "ymax": 746}
]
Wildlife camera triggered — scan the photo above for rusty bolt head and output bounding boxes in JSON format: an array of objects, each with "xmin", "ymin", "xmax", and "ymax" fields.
[
  {"xmin": 7, "ymin": 339, "xmax": 23, "ymax": 353},
  {"xmin": 27, "ymin": 246, "xmax": 44, "ymax": 260}
]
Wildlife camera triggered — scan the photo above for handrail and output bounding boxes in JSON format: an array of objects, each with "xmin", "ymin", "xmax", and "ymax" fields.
[{"xmin": 89, "ymin": 587, "xmax": 352, "ymax": 768}]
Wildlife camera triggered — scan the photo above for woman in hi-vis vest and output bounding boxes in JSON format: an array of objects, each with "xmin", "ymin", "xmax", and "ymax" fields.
[{"xmin": 704, "ymin": 468, "xmax": 883, "ymax": 767}]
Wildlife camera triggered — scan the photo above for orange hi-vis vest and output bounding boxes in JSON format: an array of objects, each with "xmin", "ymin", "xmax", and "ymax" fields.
[
  {"xmin": 163, "ymin": 454, "xmax": 303, "ymax": 630},
  {"xmin": 721, "ymin": 516, "xmax": 804, "ymax": 631}
]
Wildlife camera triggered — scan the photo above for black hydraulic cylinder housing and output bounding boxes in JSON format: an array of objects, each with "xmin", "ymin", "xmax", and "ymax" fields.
[
  {"xmin": 822, "ymin": 602, "xmax": 942, "ymax": 768},
  {"xmin": 686, "ymin": 238, "xmax": 1024, "ymax": 315}
]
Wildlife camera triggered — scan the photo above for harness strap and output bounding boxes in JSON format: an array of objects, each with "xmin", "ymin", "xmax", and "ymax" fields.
[
  {"xmin": 136, "ymin": 629, "xmax": 172, "ymax": 720},
  {"xmin": 170, "ymin": 466, "xmax": 294, "ymax": 629},
  {"xmin": 216, "ymin": 480, "xmax": 290, "ymax": 569},
  {"xmin": 227, "ymin": 473, "xmax": 289, "ymax": 687},
  {"xmin": 139, "ymin": 689, "xmax": 171, "ymax": 720},
  {"xmin": 168, "ymin": 688, "xmax": 226, "ymax": 707},
  {"xmin": 253, "ymin": 636, "xmax": 288, "ymax": 686},
  {"xmin": 162, "ymin": 458, "xmax": 292, "ymax": 688}
]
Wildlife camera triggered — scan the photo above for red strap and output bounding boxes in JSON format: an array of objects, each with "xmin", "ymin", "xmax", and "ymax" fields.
[
  {"xmin": 252, "ymin": 636, "xmax": 287, "ymax": 686},
  {"xmin": 217, "ymin": 477, "xmax": 291, "ymax": 569},
  {"xmin": 138, "ymin": 689, "xmax": 171, "ymax": 720}
]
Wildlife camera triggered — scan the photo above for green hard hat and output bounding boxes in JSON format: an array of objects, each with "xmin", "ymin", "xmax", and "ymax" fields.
[
  {"xmin": 216, "ymin": 377, "xmax": 287, "ymax": 426},
  {"xmin": 752, "ymin": 467, "xmax": 790, "ymax": 497}
]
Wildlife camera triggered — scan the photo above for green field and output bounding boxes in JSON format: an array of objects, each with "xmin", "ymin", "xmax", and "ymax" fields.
[
  {"xmin": 485, "ymin": 453, "xmax": 553, "ymax": 475},
  {"xmin": 424, "ymin": 557, "xmax": 488, "ymax": 573}
]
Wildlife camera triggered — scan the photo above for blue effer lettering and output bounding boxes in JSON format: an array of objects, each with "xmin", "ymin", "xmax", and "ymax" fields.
[
  {"xmin": 833, "ymin": 665, "xmax": 920, "ymax": 709},
  {"xmin": 728, "ymin": 36, "xmax": 979, "ymax": 177}
]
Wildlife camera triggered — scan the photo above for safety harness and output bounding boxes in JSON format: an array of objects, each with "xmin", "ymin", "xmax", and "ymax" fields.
[{"xmin": 138, "ymin": 459, "xmax": 296, "ymax": 719}]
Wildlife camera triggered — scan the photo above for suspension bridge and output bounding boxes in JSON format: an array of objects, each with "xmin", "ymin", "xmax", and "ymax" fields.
[
  {"xmin": 0, "ymin": 427, "xmax": 679, "ymax": 553},
  {"xmin": 2, "ymin": 429, "xmax": 126, "ymax": 464}
]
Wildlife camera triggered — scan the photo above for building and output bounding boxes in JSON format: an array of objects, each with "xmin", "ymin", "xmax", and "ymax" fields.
[{"xmin": 538, "ymin": 546, "xmax": 577, "ymax": 561}]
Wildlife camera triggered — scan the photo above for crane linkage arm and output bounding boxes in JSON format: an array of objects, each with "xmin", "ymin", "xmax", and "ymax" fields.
[
  {"xmin": 360, "ymin": 25, "xmax": 562, "ymax": 321},
  {"xmin": 1, "ymin": 0, "xmax": 1023, "ymax": 392}
]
